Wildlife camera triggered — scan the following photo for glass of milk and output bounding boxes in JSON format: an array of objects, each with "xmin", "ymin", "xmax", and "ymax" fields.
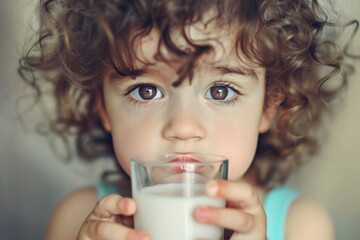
[{"xmin": 131, "ymin": 153, "xmax": 228, "ymax": 240}]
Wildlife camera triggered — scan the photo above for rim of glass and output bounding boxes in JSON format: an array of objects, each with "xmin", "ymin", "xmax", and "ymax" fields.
[{"xmin": 131, "ymin": 152, "xmax": 228, "ymax": 167}]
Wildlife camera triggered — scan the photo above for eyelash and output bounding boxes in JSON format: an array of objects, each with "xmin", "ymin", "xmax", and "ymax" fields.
[
  {"xmin": 124, "ymin": 83, "xmax": 164, "ymax": 108},
  {"xmin": 124, "ymin": 81, "xmax": 243, "ymax": 107},
  {"xmin": 205, "ymin": 81, "xmax": 243, "ymax": 106}
]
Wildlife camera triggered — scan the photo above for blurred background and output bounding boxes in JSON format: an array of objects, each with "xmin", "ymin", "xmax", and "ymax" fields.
[{"xmin": 1, "ymin": 0, "xmax": 359, "ymax": 239}]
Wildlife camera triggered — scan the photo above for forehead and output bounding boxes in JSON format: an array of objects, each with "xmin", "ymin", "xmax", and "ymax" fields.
[
  {"xmin": 134, "ymin": 21, "xmax": 256, "ymax": 71},
  {"xmin": 107, "ymin": 14, "xmax": 266, "ymax": 85}
]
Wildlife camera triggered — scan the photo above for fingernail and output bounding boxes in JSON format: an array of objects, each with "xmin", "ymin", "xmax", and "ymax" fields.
[
  {"xmin": 196, "ymin": 206, "xmax": 211, "ymax": 221},
  {"xmin": 207, "ymin": 180, "xmax": 219, "ymax": 196},
  {"xmin": 136, "ymin": 232, "xmax": 149, "ymax": 240},
  {"xmin": 122, "ymin": 199, "xmax": 129, "ymax": 212}
]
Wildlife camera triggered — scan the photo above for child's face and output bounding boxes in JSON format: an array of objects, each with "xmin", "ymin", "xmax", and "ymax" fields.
[{"xmin": 99, "ymin": 24, "xmax": 274, "ymax": 181}]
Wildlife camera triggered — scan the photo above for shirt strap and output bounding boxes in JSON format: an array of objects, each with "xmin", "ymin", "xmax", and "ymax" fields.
[
  {"xmin": 264, "ymin": 187, "xmax": 299, "ymax": 240},
  {"xmin": 96, "ymin": 181, "xmax": 119, "ymax": 199}
]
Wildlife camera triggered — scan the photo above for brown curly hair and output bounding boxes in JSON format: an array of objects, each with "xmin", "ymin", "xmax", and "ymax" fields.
[{"xmin": 19, "ymin": 0, "xmax": 354, "ymax": 189}]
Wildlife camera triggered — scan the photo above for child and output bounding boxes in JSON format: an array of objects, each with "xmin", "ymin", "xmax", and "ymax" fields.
[{"xmin": 19, "ymin": 0, "xmax": 356, "ymax": 239}]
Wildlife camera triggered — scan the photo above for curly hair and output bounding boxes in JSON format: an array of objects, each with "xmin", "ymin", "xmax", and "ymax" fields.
[{"xmin": 19, "ymin": 0, "xmax": 354, "ymax": 189}]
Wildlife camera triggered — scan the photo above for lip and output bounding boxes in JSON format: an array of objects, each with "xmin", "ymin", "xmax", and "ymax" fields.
[{"xmin": 168, "ymin": 156, "xmax": 204, "ymax": 173}]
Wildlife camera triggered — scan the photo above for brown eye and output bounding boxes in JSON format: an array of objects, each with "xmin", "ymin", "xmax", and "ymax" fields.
[
  {"xmin": 210, "ymin": 86, "xmax": 228, "ymax": 100},
  {"xmin": 205, "ymin": 84, "xmax": 238, "ymax": 102},
  {"xmin": 139, "ymin": 85, "xmax": 157, "ymax": 99},
  {"xmin": 130, "ymin": 84, "xmax": 163, "ymax": 100}
]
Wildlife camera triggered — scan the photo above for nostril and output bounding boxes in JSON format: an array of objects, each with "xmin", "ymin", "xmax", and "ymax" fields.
[
  {"xmin": 162, "ymin": 102, "xmax": 206, "ymax": 141},
  {"xmin": 162, "ymin": 118, "xmax": 206, "ymax": 141}
]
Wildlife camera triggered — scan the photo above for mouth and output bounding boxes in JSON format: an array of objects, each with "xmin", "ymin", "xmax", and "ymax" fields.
[{"xmin": 168, "ymin": 155, "xmax": 204, "ymax": 173}]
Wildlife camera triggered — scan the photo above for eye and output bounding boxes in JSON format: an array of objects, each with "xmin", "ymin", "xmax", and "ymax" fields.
[
  {"xmin": 205, "ymin": 85, "xmax": 236, "ymax": 101},
  {"xmin": 129, "ymin": 84, "xmax": 163, "ymax": 101}
]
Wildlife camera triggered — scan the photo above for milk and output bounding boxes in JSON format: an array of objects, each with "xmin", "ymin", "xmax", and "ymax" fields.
[{"xmin": 133, "ymin": 183, "xmax": 225, "ymax": 240}]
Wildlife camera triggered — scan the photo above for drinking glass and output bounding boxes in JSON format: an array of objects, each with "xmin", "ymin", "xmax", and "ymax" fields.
[{"xmin": 131, "ymin": 153, "xmax": 228, "ymax": 240}]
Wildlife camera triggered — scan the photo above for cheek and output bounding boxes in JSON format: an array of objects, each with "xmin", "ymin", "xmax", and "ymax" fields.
[
  {"xmin": 110, "ymin": 123, "xmax": 159, "ymax": 175},
  {"xmin": 212, "ymin": 122, "xmax": 260, "ymax": 180}
]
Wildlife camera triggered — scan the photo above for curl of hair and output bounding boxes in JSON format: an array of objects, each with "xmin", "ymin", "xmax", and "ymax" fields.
[{"xmin": 19, "ymin": 0, "xmax": 355, "ymax": 189}]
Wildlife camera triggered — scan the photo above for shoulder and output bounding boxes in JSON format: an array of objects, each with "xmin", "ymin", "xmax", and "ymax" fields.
[
  {"xmin": 286, "ymin": 197, "xmax": 335, "ymax": 240},
  {"xmin": 45, "ymin": 187, "xmax": 98, "ymax": 240}
]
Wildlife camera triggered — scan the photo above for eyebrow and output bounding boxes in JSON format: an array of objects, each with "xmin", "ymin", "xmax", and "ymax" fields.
[
  {"xmin": 108, "ymin": 68, "xmax": 149, "ymax": 81},
  {"xmin": 108, "ymin": 65, "xmax": 259, "ymax": 83},
  {"xmin": 213, "ymin": 65, "xmax": 258, "ymax": 80}
]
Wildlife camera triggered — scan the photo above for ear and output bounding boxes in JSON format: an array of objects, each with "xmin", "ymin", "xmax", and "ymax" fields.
[
  {"xmin": 96, "ymin": 95, "xmax": 112, "ymax": 132},
  {"xmin": 259, "ymin": 102, "xmax": 277, "ymax": 133}
]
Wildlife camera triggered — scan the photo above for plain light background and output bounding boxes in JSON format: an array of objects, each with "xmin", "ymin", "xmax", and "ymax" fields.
[{"xmin": 1, "ymin": 0, "xmax": 359, "ymax": 239}]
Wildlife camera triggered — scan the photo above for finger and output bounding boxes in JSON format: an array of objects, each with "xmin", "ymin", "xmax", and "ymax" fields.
[
  {"xmin": 91, "ymin": 194, "xmax": 136, "ymax": 219},
  {"xmin": 84, "ymin": 219, "xmax": 150, "ymax": 240},
  {"xmin": 206, "ymin": 180, "xmax": 261, "ymax": 213},
  {"xmin": 194, "ymin": 206, "xmax": 253, "ymax": 234}
]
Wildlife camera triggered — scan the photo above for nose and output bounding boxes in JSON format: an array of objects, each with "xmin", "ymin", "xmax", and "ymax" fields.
[{"xmin": 162, "ymin": 101, "xmax": 206, "ymax": 142}]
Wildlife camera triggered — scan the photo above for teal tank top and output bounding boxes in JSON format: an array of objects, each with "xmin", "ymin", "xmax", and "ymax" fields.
[
  {"xmin": 96, "ymin": 182, "xmax": 298, "ymax": 240},
  {"xmin": 264, "ymin": 187, "xmax": 299, "ymax": 240}
]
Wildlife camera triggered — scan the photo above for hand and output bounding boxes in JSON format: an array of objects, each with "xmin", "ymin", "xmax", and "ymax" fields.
[
  {"xmin": 76, "ymin": 194, "xmax": 150, "ymax": 240},
  {"xmin": 194, "ymin": 180, "xmax": 266, "ymax": 240}
]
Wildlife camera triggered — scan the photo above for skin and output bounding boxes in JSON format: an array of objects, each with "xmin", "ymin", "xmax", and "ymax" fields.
[{"xmin": 45, "ymin": 24, "xmax": 335, "ymax": 240}]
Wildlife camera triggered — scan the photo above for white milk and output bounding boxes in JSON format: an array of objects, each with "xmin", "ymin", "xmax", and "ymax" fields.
[{"xmin": 133, "ymin": 183, "xmax": 225, "ymax": 240}]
